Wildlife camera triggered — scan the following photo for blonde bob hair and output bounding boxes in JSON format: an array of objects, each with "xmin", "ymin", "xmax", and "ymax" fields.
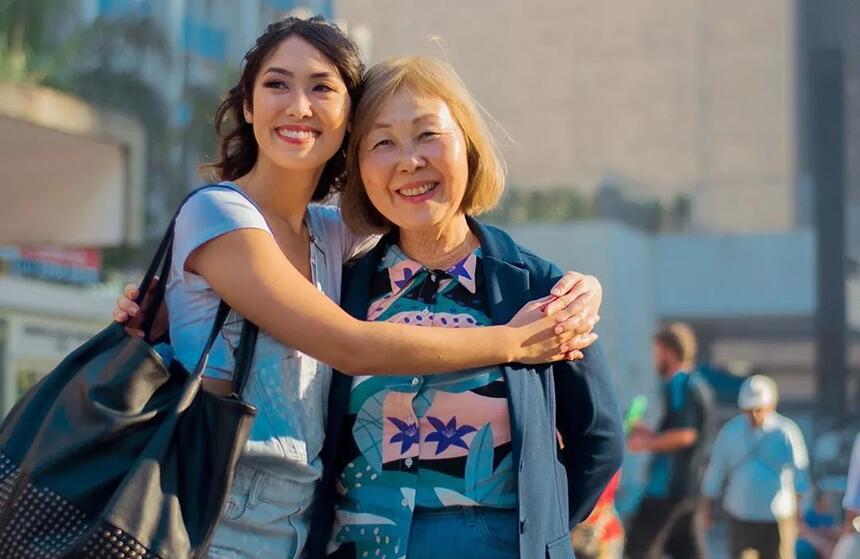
[{"xmin": 340, "ymin": 56, "xmax": 506, "ymax": 234}]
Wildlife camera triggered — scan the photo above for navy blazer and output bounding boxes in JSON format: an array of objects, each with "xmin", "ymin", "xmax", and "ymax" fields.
[{"xmin": 307, "ymin": 218, "xmax": 624, "ymax": 559}]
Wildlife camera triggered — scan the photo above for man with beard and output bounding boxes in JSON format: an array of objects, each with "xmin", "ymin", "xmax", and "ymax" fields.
[{"xmin": 625, "ymin": 323, "xmax": 714, "ymax": 559}]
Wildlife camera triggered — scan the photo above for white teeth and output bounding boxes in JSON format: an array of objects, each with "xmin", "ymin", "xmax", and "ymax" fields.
[
  {"xmin": 277, "ymin": 128, "xmax": 317, "ymax": 140},
  {"xmin": 399, "ymin": 182, "xmax": 436, "ymax": 197}
]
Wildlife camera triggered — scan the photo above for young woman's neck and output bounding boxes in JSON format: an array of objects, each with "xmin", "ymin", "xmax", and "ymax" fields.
[
  {"xmin": 398, "ymin": 213, "xmax": 478, "ymax": 270},
  {"xmin": 234, "ymin": 158, "xmax": 324, "ymax": 236}
]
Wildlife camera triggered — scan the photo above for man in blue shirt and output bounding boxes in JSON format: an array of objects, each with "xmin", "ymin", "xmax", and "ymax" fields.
[{"xmin": 625, "ymin": 323, "xmax": 714, "ymax": 559}]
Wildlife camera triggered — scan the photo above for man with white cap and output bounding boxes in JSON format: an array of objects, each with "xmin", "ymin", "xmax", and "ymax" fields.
[{"xmin": 702, "ymin": 374, "xmax": 811, "ymax": 559}]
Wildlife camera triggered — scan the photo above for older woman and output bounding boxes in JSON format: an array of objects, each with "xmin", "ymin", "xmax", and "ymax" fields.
[{"xmin": 308, "ymin": 57, "xmax": 623, "ymax": 559}]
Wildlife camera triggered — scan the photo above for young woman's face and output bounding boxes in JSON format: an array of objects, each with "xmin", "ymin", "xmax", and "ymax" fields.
[
  {"xmin": 244, "ymin": 36, "xmax": 351, "ymax": 175},
  {"xmin": 358, "ymin": 89, "xmax": 470, "ymax": 234}
]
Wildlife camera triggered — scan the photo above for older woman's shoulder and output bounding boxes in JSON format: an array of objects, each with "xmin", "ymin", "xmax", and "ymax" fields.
[
  {"xmin": 516, "ymin": 245, "xmax": 564, "ymax": 288},
  {"xmin": 473, "ymin": 220, "xmax": 562, "ymax": 282},
  {"xmin": 516, "ymin": 244, "xmax": 558, "ymax": 269}
]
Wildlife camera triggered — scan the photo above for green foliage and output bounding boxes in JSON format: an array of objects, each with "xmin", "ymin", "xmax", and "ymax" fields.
[
  {"xmin": 0, "ymin": 37, "xmax": 42, "ymax": 83},
  {"xmin": 0, "ymin": 0, "xmax": 67, "ymax": 54},
  {"xmin": 0, "ymin": 0, "xmax": 68, "ymax": 83},
  {"xmin": 483, "ymin": 185, "xmax": 691, "ymax": 232},
  {"xmin": 484, "ymin": 187, "xmax": 596, "ymax": 224}
]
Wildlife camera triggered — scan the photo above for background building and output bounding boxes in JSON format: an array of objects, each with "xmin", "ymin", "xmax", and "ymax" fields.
[
  {"xmin": 336, "ymin": 0, "xmax": 802, "ymax": 233},
  {"xmin": 0, "ymin": 83, "xmax": 145, "ymax": 413},
  {"xmin": 334, "ymin": 0, "xmax": 860, "ymax": 424}
]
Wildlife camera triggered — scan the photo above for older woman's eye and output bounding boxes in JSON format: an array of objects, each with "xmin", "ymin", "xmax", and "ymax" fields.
[
  {"xmin": 263, "ymin": 80, "xmax": 288, "ymax": 90},
  {"xmin": 419, "ymin": 131, "xmax": 440, "ymax": 140},
  {"xmin": 314, "ymin": 83, "xmax": 335, "ymax": 93},
  {"xmin": 371, "ymin": 139, "xmax": 393, "ymax": 150}
]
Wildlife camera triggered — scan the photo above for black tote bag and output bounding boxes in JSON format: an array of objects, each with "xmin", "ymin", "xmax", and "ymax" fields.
[{"xmin": 0, "ymin": 185, "xmax": 259, "ymax": 558}]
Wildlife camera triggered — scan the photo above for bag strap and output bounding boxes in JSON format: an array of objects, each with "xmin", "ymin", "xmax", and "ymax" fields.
[
  {"xmin": 186, "ymin": 300, "xmax": 259, "ymax": 396},
  {"xmin": 134, "ymin": 184, "xmax": 242, "ymax": 342},
  {"xmin": 134, "ymin": 184, "xmax": 260, "ymax": 386},
  {"xmin": 233, "ymin": 320, "xmax": 259, "ymax": 396},
  {"xmin": 188, "ymin": 301, "xmax": 231, "ymax": 378}
]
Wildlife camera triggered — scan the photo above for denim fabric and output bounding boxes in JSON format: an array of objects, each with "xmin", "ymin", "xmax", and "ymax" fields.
[
  {"xmin": 206, "ymin": 465, "xmax": 316, "ymax": 559},
  {"xmin": 404, "ymin": 507, "xmax": 519, "ymax": 559}
]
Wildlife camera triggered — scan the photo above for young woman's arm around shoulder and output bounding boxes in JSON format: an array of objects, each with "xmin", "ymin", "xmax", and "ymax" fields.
[{"xmin": 190, "ymin": 227, "xmax": 577, "ymax": 375}]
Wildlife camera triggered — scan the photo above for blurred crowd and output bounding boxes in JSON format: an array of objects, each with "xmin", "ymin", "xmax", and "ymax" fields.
[{"xmin": 571, "ymin": 323, "xmax": 859, "ymax": 559}]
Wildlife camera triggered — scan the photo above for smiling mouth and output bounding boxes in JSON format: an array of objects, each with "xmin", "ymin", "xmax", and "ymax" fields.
[
  {"xmin": 275, "ymin": 127, "xmax": 320, "ymax": 141},
  {"xmin": 397, "ymin": 182, "xmax": 438, "ymax": 198}
]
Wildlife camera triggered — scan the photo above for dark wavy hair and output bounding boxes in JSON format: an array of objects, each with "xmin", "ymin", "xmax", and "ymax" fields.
[{"xmin": 203, "ymin": 16, "xmax": 364, "ymax": 201}]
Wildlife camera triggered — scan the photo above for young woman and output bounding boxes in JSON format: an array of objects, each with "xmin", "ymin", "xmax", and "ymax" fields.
[
  {"xmin": 114, "ymin": 17, "xmax": 604, "ymax": 559},
  {"xmin": 307, "ymin": 57, "xmax": 622, "ymax": 559}
]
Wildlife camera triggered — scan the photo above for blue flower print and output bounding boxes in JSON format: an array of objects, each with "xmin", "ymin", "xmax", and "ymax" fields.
[
  {"xmin": 425, "ymin": 416, "xmax": 477, "ymax": 455},
  {"xmin": 449, "ymin": 259, "xmax": 472, "ymax": 282},
  {"xmin": 393, "ymin": 267, "xmax": 416, "ymax": 290},
  {"xmin": 388, "ymin": 417, "xmax": 419, "ymax": 454}
]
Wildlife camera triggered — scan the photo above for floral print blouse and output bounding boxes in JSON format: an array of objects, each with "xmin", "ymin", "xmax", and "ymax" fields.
[{"xmin": 327, "ymin": 244, "xmax": 516, "ymax": 558}]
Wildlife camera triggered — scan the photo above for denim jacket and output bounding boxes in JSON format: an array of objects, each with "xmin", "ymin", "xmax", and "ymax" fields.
[{"xmin": 307, "ymin": 218, "xmax": 624, "ymax": 559}]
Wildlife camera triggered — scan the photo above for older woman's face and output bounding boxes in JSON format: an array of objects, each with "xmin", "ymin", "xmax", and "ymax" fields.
[{"xmin": 359, "ymin": 89, "xmax": 469, "ymax": 233}]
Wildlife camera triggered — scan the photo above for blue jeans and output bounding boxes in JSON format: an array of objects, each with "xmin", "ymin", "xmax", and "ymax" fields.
[
  {"xmin": 206, "ymin": 464, "xmax": 316, "ymax": 559},
  {"xmin": 406, "ymin": 506, "xmax": 519, "ymax": 559}
]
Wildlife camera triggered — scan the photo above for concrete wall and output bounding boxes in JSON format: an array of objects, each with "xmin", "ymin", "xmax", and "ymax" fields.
[
  {"xmin": 501, "ymin": 220, "xmax": 847, "ymax": 406},
  {"xmin": 654, "ymin": 230, "xmax": 815, "ymax": 319},
  {"xmin": 336, "ymin": 0, "xmax": 799, "ymax": 232},
  {"xmin": 0, "ymin": 84, "xmax": 146, "ymax": 246}
]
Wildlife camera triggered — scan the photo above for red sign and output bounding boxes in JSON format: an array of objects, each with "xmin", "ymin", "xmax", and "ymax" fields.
[
  {"xmin": 18, "ymin": 247, "xmax": 101, "ymax": 269},
  {"xmin": 3, "ymin": 246, "xmax": 102, "ymax": 285}
]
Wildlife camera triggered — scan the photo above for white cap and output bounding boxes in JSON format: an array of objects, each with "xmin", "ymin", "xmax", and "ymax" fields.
[{"xmin": 738, "ymin": 375, "xmax": 778, "ymax": 410}]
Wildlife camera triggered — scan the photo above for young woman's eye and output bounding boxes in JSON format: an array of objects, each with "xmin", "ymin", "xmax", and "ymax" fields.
[
  {"xmin": 263, "ymin": 80, "xmax": 287, "ymax": 90},
  {"xmin": 313, "ymin": 83, "xmax": 335, "ymax": 93},
  {"xmin": 419, "ymin": 131, "xmax": 440, "ymax": 140}
]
